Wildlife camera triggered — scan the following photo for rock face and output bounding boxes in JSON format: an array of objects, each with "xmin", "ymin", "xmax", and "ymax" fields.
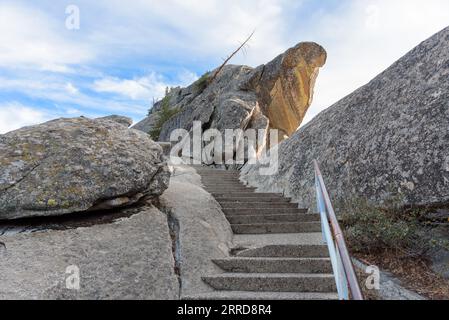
[
  {"xmin": 0, "ymin": 117, "xmax": 169, "ymax": 220},
  {"xmin": 133, "ymin": 42, "xmax": 327, "ymax": 144},
  {"xmin": 160, "ymin": 165, "xmax": 233, "ymax": 297},
  {"xmin": 132, "ymin": 114, "xmax": 156, "ymax": 132},
  {"xmin": 242, "ymin": 26, "xmax": 449, "ymax": 209},
  {"xmin": 96, "ymin": 115, "xmax": 133, "ymax": 127},
  {"xmin": 0, "ymin": 165, "xmax": 234, "ymax": 299},
  {"xmin": 0, "ymin": 206, "xmax": 180, "ymax": 300},
  {"xmin": 245, "ymin": 42, "xmax": 327, "ymax": 139}
]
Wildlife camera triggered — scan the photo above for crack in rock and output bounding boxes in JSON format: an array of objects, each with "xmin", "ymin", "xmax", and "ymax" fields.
[
  {"xmin": 156, "ymin": 203, "xmax": 183, "ymax": 299},
  {"xmin": 0, "ymin": 241, "xmax": 6, "ymax": 256}
]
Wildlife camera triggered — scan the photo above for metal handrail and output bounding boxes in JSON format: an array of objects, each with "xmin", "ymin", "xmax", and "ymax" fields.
[{"xmin": 313, "ymin": 160, "xmax": 364, "ymax": 300}]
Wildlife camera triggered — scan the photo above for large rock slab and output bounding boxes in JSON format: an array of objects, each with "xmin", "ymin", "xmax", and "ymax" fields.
[
  {"xmin": 242, "ymin": 26, "xmax": 449, "ymax": 209},
  {"xmin": 160, "ymin": 165, "xmax": 233, "ymax": 297},
  {"xmin": 134, "ymin": 42, "xmax": 326, "ymax": 145},
  {"xmin": 0, "ymin": 117, "xmax": 169, "ymax": 220},
  {"xmin": 0, "ymin": 206, "xmax": 179, "ymax": 300}
]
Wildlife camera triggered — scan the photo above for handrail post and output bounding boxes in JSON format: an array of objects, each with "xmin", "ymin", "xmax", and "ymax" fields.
[{"xmin": 313, "ymin": 160, "xmax": 364, "ymax": 301}]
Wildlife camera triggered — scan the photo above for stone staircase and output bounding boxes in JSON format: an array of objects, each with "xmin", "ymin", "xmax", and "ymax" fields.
[{"xmin": 186, "ymin": 166, "xmax": 338, "ymax": 300}]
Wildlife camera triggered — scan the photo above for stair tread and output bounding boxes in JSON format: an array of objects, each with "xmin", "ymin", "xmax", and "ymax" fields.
[
  {"xmin": 227, "ymin": 214, "xmax": 319, "ymax": 224},
  {"xmin": 206, "ymin": 188, "xmax": 257, "ymax": 191},
  {"xmin": 213, "ymin": 192, "xmax": 282, "ymax": 194},
  {"xmin": 222, "ymin": 205, "xmax": 298, "ymax": 208},
  {"xmin": 220, "ymin": 201, "xmax": 295, "ymax": 204},
  {"xmin": 183, "ymin": 291, "xmax": 338, "ymax": 300},
  {"xmin": 215, "ymin": 196, "xmax": 290, "ymax": 199},
  {"xmin": 233, "ymin": 234, "xmax": 325, "ymax": 247},
  {"xmin": 232, "ymin": 221, "xmax": 320, "ymax": 225},
  {"xmin": 226, "ymin": 214, "xmax": 317, "ymax": 217},
  {"xmin": 213, "ymin": 257, "xmax": 331, "ymax": 262},
  {"xmin": 224, "ymin": 209, "xmax": 308, "ymax": 214},
  {"xmin": 212, "ymin": 256, "xmax": 333, "ymax": 274},
  {"xmin": 236, "ymin": 244, "xmax": 329, "ymax": 258},
  {"xmin": 232, "ymin": 222, "xmax": 321, "ymax": 234},
  {"xmin": 203, "ymin": 273, "xmax": 335, "ymax": 279}
]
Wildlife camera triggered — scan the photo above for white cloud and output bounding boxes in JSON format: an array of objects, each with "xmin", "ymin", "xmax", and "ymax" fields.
[
  {"xmin": 65, "ymin": 83, "xmax": 79, "ymax": 95},
  {"xmin": 82, "ymin": 0, "xmax": 449, "ymax": 123},
  {"xmin": 0, "ymin": 3, "xmax": 93, "ymax": 71},
  {"xmin": 79, "ymin": 0, "xmax": 293, "ymax": 66},
  {"xmin": 0, "ymin": 103, "xmax": 51, "ymax": 134},
  {"xmin": 0, "ymin": 75, "xmax": 149, "ymax": 116},
  {"xmin": 92, "ymin": 71, "xmax": 199, "ymax": 101},
  {"xmin": 93, "ymin": 75, "xmax": 165, "ymax": 101},
  {"xmin": 1, "ymin": 0, "xmax": 448, "ymax": 132},
  {"xmin": 176, "ymin": 70, "xmax": 200, "ymax": 87},
  {"xmin": 301, "ymin": 0, "xmax": 449, "ymax": 125}
]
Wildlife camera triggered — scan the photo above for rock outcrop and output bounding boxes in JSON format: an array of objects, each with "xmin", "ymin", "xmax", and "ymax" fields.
[
  {"xmin": 0, "ymin": 206, "xmax": 180, "ymax": 300},
  {"xmin": 96, "ymin": 115, "xmax": 133, "ymax": 127},
  {"xmin": 242, "ymin": 26, "xmax": 449, "ymax": 209},
  {"xmin": 0, "ymin": 117, "xmax": 169, "ymax": 220},
  {"xmin": 160, "ymin": 165, "xmax": 234, "ymax": 297},
  {"xmin": 0, "ymin": 165, "xmax": 234, "ymax": 299},
  {"xmin": 134, "ymin": 42, "xmax": 327, "ymax": 144}
]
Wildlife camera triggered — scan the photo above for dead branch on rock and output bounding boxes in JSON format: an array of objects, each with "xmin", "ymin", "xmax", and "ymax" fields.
[{"xmin": 209, "ymin": 30, "xmax": 255, "ymax": 84}]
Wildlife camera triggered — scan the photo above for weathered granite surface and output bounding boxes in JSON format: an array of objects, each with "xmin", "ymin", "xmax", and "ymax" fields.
[
  {"xmin": 242, "ymin": 26, "xmax": 449, "ymax": 209},
  {"xmin": 0, "ymin": 117, "xmax": 169, "ymax": 220},
  {"xmin": 0, "ymin": 165, "xmax": 234, "ymax": 300},
  {"xmin": 96, "ymin": 115, "xmax": 133, "ymax": 127},
  {"xmin": 0, "ymin": 206, "xmax": 179, "ymax": 300},
  {"xmin": 160, "ymin": 165, "xmax": 233, "ymax": 297}
]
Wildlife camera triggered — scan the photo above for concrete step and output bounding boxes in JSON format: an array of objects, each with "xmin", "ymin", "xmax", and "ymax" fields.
[
  {"xmin": 215, "ymin": 197, "xmax": 292, "ymax": 203},
  {"xmin": 203, "ymin": 184, "xmax": 254, "ymax": 189},
  {"xmin": 196, "ymin": 168, "xmax": 237, "ymax": 171},
  {"xmin": 195, "ymin": 168, "xmax": 238, "ymax": 171},
  {"xmin": 199, "ymin": 176, "xmax": 240, "ymax": 179},
  {"xmin": 223, "ymin": 208, "xmax": 308, "ymax": 215},
  {"xmin": 236, "ymin": 245, "xmax": 329, "ymax": 258},
  {"xmin": 202, "ymin": 273, "xmax": 336, "ymax": 293},
  {"xmin": 220, "ymin": 202, "xmax": 299, "ymax": 209},
  {"xmin": 200, "ymin": 177, "xmax": 240, "ymax": 180},
  {"xmin": 198, "ymin": 171, "xmax": 240, "ymax": 178},
  {"xmin": 201, "ymin": 176, "xmax": 242, "ymax": 180},
  {"xmin": 212, "ymin": 257, "xmax": 332, "ymax": 274},
  {"xmin": 205, "ymin": 187, "xmax": 257, "ymax": 192},
  {"xmin": 226, "ymin": 214, "xmax": 319, "ymax": 224},
  {"xmin": 183, "ymin": 291, "xmax": 338, "ymax": 300},
  {"xmin": 201, "ymin": 177, "xmax": 244, "ymax": 185},
  {"xmin": 202, "ymin": 182, "xmax": 249, "ymax": 186},
  {"xmin": 212, "ymin": 192, "xmax": 284, "ymax": 198},
  {"xmin": 231, "ymin": 222, "xmax": 321, "ymax": 234}
]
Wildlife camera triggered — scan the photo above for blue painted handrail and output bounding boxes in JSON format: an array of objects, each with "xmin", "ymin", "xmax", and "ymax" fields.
[{"xmin": 314, "ymin": 160, "xmax": 364, "ymax": 300}]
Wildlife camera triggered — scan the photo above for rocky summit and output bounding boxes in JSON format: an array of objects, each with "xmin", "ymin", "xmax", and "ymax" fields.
[
  {"xmin": 133, "ymin": 42, "xmax": 327, "ymax": 143},
  {"xmin": 2, "ymin": 24, "xmax": 448, "ymax": 300},
  {"xmin": 242, "ymin": 26, "xmax": 449, "ymax": 209},
  {"xmin": 0, "ymin": 116, "xmax": 169, "ymax": 220}
]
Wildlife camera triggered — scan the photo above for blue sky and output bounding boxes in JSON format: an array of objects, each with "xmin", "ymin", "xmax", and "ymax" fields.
[{"xmin": 1, "ymin": 0, "xmax": 449, "ymax": 133}]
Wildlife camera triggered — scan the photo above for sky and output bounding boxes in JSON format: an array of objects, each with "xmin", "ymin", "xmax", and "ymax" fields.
[{"xmin": 0, "ymin": 0, "xmax": 448, "ymax": 134}]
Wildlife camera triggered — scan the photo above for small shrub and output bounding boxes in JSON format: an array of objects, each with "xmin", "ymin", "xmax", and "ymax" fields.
[
  {"xmin": 194, "ymin": 71, "xmax": 211, "ymax": 93},
  {"xmin": 148, "ymin": 94, "xmax": 180, "ymax": 141},
  {"xmin": 340, "ymin": 198, "xmax": 447, "ymax": 257}
]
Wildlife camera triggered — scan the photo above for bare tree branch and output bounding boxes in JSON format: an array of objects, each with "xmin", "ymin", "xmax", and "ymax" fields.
[{"xmin": 209, "ymin": 30, "xmax": 255, "ymax": 84}]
